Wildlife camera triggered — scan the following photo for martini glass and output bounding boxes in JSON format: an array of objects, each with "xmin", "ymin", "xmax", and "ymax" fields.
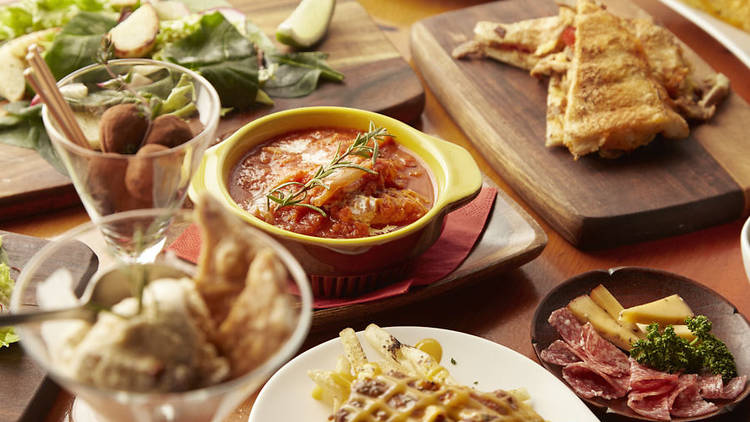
[
  {"xmin": 10, "ymin": 208, "xmax": 313, "ymax": 422},
  {"xmin": 42, "ymin": 59, "xmax": 220, "ymax": 262}
]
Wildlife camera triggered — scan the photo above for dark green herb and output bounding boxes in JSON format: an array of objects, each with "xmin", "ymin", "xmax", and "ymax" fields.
[
  {"xmin": 162, "ymin": 12, "xmax": 259, "ymax": 109},
  {"xmin": 450, "ymin": 358, "xmax": 457, "ymax": 365},
  {"xmin": 44, "ymin": 12, "xmax": 117, "ymax": 80},
  {"xmin": 630, "ymin": 315, "xmax": 737, "ymax": 380},
  {"xmin": 265, "ymin": 122, "xmax": 388, "ymax": 216}
]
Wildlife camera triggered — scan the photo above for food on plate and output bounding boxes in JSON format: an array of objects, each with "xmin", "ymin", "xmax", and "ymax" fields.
[
  {"xmin": 567, "ymin": 293, "xmax": 642, "ymax": 350},
  {"xmin": 453, "ymin": 0, "xmax": 729, "ymax": 159},
  {"xmin": 309, "ymin": 324, "xmax": 546, "ymax": 421},
  {"xmin": 635, "ymin": 323, "xmax": 696, "ymax": 341},
  {"xmin": 589, "ymin": 283, "xmax": 640, "ymax": 335},
  {"xmin": 0, "ymin": 236, "xmax": 19, "ymax": 348},
  {"xmin": 620, "ymin": 294, "xmax": 694, "ymax": 325},
  {"xmin": 229, "ymin": 124, "xmax": 434, "ymax": 238},
  {"xmin": 680, "ymin": 0, "xmax": 750, "ymax": 33},
  {"xmin": 35, "ymin": 194, "xmax": 298, "ymax": 392},
  {"xmin": 540, "ymin": 287, "xmax": 746, "ymax": 420},
  {"xmin": 0, "ymin": 1, "xmax": 343, "ymax": 172}
]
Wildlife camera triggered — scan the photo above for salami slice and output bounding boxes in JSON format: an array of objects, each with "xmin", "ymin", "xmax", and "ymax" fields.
[
  {"xmin": 548, "ymin": 308, "xmax": 584, "ymax": 351},
  {"xmin": 720, "ymin": 375, "xmax": 747, "ymax": 400},
  {"xmin": 540, "ymin": 339, "xmax": 582, "ymax": 366},
  {"xmin": 629, "ymin": 359, "xmax": 679, "ymax": 393},
  {"xmin": 697, "ymin": 374, "xmax": 724, "ymax": 399},
  {"xmin": 562, "ymin": 361, "xmax": 629, "ymax": 400},
  {"xmin": 627, "ymin": 391, "xmax": 671, "ymax": 421},
  {"xmin": 581, "ymin": 323, "xmax": 629, "ymax": 377},
  {"xmin": 670, "ymin": 374, "xmax": 718, "ymax": 418}
]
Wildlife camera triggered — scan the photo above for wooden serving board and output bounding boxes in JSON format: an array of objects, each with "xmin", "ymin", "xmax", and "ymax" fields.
[
  {"xmin": 411, "ymin": 0, "xmax": 750, "ymax": 249},
  {"xmin": 0, "ymin": 230, "xmax": 96, "ymax": 422},
  {"xmin": 0, "ymin": 0, "xmax": 425, "ymax": 221},
  {"xmin": 313, "ymin": 177, "xmax": 547, "ymax": 326}
]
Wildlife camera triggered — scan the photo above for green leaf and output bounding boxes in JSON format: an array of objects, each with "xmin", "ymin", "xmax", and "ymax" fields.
[
  {"xmin": 0, "ymin": 327, "xmax": 19, "ymax": 348},
  {"xmin": 44, "ymin": 11, "xmax": 117, "ymax": 80},
  {"xmin": 263, "ymin": 51, "xmax": 343, "ymax": 98},
  {"xmin": 162, "ymin": 12, "xmax": 259, "ymax": 108},
  {"xmin": 177, "ymin": 0, "xmax": 230, "ymax": 12},
  {"xmin": 0, "ymin": 102, "xmax": 67, "ymax": 175}
]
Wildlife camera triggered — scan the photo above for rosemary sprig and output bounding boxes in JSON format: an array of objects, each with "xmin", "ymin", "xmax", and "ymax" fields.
[
  {"xmin": 96, "ymin": 37, "xmax": 153, "ymax": 118},
  {"xmin": 266, "ymin": 122, "xmax": 391, "ymax": 217}
]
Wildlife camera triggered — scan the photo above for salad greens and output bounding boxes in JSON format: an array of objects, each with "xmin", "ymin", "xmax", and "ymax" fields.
[
  {"xmin": 0, "ymin": 2, "xmax": 343, "ymax": 173},
  {"xmin": 0, "ymin": 236, "xmax": 19, "ymax": 348},
  {"xmin": 0, "ymin": 0, "xmax": 116, "ymax": 42},
  {"xmin": 630, "ymin": 315, "xmax": 738, "ymax": 380}
]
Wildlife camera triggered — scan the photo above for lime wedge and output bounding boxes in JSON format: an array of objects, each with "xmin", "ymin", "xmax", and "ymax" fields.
[{"xmin": 276, "ymin": 0, "xmax": 336, "ymax": 49}]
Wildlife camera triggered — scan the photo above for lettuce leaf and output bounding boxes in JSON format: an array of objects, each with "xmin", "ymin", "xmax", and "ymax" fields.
[
  {"xmin": 0, "ymin": 0, "xmax": 115, "ymax": 43},
  {"xmin": 162, "ymin": 12, "xmax": 259, "ymax": 109},
  {"xmin": 0, "ymin": 237, "xmax": 18, "ymax": 348},
  {"xmin": 44, "ymin": 11, "xmax": 117, "ymax": 80},
  {"xmin": 0, "ymin": 101, "xmax": 66, "ymax": 175}
]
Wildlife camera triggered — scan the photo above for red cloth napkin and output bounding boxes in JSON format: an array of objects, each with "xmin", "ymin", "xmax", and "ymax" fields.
[{"xmin": 168, "ymin": 187, "xmax": 497, "ymax": 309}]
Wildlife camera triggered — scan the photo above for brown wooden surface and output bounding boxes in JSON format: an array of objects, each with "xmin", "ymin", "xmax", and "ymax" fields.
[
  {"xmin": 411, "ymin": 0, "xmax": 750, "ymax": 249},
  {"xmin": 0, "ymin": 0, "xmax": 748, "ymax": 421},
  {"xmin": 0, "ymin": 230, "xmax": 96, "ymax": 422},
  {"xmin": 0, "ymin": 0, "xmax": 425, "ymax": 222}
]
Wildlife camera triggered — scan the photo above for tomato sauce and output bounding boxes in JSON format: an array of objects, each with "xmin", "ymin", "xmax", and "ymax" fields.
[{"xmin": 228, "ymin": 127, "xmax": 434, "ymax": 239}]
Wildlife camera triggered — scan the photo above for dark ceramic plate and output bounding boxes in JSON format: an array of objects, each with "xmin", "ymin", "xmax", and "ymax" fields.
[{"xmin": 531, "ymin": 267, "xmax": 750, "ymax": 421}]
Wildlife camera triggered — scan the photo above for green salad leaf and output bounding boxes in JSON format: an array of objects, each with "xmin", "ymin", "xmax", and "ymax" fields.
[
  {"xmin": 0, "ymin": 237, "xmax": 19, "ymax": 348},
  {"xmin": 162, "ymin": 12, "xmax": 259, "ymax": 109},
  {"xmin": 0, "ymin": 101, "xmax": 66, "ymax": 175},
  {"xmin": 44, "ymin": 11, "xmax": 117, "ymax": 80},
  {"xmin": 0, "ymin": 0, "xmax": 115, "ymax": 43}
]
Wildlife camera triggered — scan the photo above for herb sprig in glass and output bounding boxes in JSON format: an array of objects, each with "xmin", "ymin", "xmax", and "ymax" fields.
[{"xmin": 266, "ymin": 122, "xmax": 391, "ymax": 217}]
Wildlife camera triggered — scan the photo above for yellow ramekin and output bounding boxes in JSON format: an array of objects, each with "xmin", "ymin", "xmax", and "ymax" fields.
[{"xmin": 189, "ymin": 107, "xmax": 482, "ymax": 297}]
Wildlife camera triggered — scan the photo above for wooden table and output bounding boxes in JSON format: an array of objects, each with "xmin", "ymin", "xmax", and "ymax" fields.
[{"xmin": 1, "ymin": 0, "xmax": 749, "ymax": 421}]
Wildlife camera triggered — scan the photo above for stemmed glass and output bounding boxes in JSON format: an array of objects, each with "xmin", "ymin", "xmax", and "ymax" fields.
[
  {"xmin": 42, "ymin": 59, "xmax": 220, "ymax": 262},
  {"xmin": 10, "ymin": 208, "xmax": 313, "ymax": 422}
]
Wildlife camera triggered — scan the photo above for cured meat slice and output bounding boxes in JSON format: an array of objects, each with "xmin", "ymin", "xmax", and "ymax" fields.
[
  {"xmin": 548, "ymin": 307, "xmax": 584, "ymax": 351},
  {"xmin": 581, "ymin": 322, "xmax": 629, "ymax": 377},
  {"xmin": 697, "ymin": 374, "xmax": 724, "ymax": 399},
  {"xmin": 630, "ymin": 359, "xmax": 679, "ymax": 393},
  {"xmin": 540, "ymin": 339, "xmax": 582, "ymax": 366},
  {"xmin": 670, "ymin": 374, "xmax": 718, "ymax": 418},
  {"xmin": 562, "ymin": 361, "xmax": 629, "ymax": 400},
  {"xmin": 720, "ymin": 375, "xmax": 747, "ymax": 400},
  {"xmin": 627, "ymin": 391, "xmax": 671, "ymax": 421}
]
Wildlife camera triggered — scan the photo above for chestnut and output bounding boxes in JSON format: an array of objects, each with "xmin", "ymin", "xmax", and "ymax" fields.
[
  {"xmin": 100, "ymin": 103, "xmax": 149, "ymax": 154},
  {"xmin": 143, "ymin": 114, "xmax": 193, "ymax": 148}
]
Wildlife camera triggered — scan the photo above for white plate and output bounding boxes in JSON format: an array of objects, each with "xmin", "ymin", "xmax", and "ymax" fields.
[
  {"xmin": 248, "ymin": 326, "xmax": 598, "ymax": 422},
  {"xmin": 658, "ymin": 0, "xmax": 750, "ymax": 69}
]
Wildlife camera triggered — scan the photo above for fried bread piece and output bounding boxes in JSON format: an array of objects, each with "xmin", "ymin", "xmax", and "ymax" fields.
[
  {"xmin": 194, "ymin": 195, "xmax": 297, "ymax": 377},
  {"xmin": 562, "ymin": 0, "xmax": 689, "ymax": 158}
]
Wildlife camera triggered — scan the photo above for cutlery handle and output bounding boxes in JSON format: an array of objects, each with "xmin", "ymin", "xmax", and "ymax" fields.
[{"xmin": 0, "ymin": 306, "xmax": 90, "ymax": 325}]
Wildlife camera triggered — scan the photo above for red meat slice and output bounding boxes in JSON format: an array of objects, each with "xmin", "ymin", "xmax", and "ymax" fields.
[
  {"xmin": 581, "ymin": 323, "xmax": 630, "ymax": 377},
  {"xmin": 540, "ymin": 339, "xmax": 582, "ymax": 366},
  {"xmin": 671, "ymin": 374, "xmax": 718, "ymax": 418},
  {"xmin": 627, "ymin": 391, "xmax": 672, "ymax": 421},
  {"xmin": 630, "ymin": 359, "xmax": 679, "ymax": 393},
  {"xmin": 562, "ymin": 361, "xmax": 629, "ymax": 400},
  {"xmin": 548, "ymin": 307, "xmax": 584, "ymax": 351},
  {"xmin": 720, "ymin": 375, "xmax": 747, "ymax": 400},
  {"xmin": 697, "ymin": 374, "xmax": 724, "ymax": 399}
]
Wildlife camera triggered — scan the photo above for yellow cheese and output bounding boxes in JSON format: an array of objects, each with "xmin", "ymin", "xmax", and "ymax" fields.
[
  {"xmin": 589, "ymin": 284, "xmax": 643, "ymax": 338},
  {"xmin": 635, "ymin": 323, "xmax": 696, "ymax": 342},
  {"xmin": 619, "ymin": 294, "xmax": 694, "ymax": 325},
  {"xmin": 567, "ymin": 295, "xmax": 641, "ymax": 351}
]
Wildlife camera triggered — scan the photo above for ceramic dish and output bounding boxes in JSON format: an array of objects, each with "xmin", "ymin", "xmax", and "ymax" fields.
[
  {"xmin": 248, "ymin": 326, "xmax": 599, "ymax": 422},
  {"xmin": 531, "ymin": 267, "xmax": 750, "ymax": 421},
  {"xmin": 189, "ymin": 106, "xmax": 482, "ymax": 297},
  {"xmin": 658, "ymin": 0, "xmax": 750, "ymax": 69}
]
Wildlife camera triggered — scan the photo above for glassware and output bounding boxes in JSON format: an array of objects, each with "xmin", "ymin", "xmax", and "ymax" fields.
[
  {"xmin": 10, "ymin": 208, "xmax": 313, "ymax": 422},
  {"xmin": 42, "ymin": 59, "xmax": 220, "ymax": 262}
]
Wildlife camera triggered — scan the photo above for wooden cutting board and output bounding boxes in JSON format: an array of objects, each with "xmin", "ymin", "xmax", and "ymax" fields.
[
  {"xmin": 0, "ymin": 0, "xmax": 425, "ymax": 222},
  {"xmin": 0, "ymin": 230, "xmax": 97, "ymax": 422},
  {"xmin": 411, "ymin": 0, "xmax": 750, "ymax": 249}
]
